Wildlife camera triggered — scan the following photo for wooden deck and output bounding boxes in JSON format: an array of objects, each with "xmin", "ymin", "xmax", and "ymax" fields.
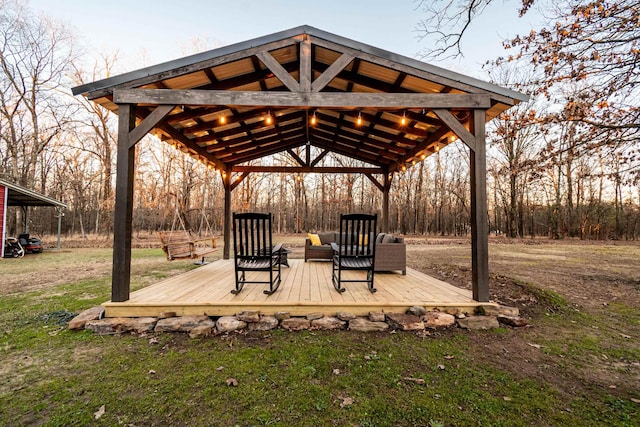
[{"xmin": 103, "ymin": 259, "xmax": 484, "ymax": 317}]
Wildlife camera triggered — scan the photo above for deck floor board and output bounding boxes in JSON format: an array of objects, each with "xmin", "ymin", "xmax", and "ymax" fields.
[{"xmin": 104, "ymin": 259, "xmax": 484, "ymax": 317}]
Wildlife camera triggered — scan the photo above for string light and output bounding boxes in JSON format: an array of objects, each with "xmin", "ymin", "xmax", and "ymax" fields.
[
  {"xmin": 266, "ymin": 110, "xmax": 273, "ymax": 125},
  {"xmin": 400, "ymin": 111, "xmax": 407, "ymax": 126},
  {"xmin": 420, "ymin": 153, "xmax": 426, "ymax": 160},
  {"xmin": 219, "ymin": 115, "xmax": 226, "ymax": 124},
  {"xmin": 401, "ymin": 165, "xmax": 407, "ymax": 172},
  {"xmin": 310, "ymin": 111, "xmax": 317, "ymax": 125},
  {"xmin": 356, "ymin": 111, "xmax": 362, "ymax": 126}
]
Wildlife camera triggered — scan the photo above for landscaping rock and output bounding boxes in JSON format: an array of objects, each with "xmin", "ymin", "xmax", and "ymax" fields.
[
  {"xmin": 68, "ymin": 306, "xmax": 105, "ymax": 330},
  {"xmin": 407, "ymin": 306, "xmax": 427, "ymax": 316},
  {"xmin": 348, "ymin": 317, "xmax": 389, "ymax": 332},
  {"xmin": 422, "ymin": 311, "xmax": 456, "ymax": 328},
  {"xmin": 281, "ymin": 318, "xmax": 311, "ymax": 331},
  {"xmin": 457, "ymin": 316, "xmax": 500, "ymax": 330},
  {"xmin": 155, "ymin": 315, "xmax": 214, "ymax": 333},
  {"xmin": 368, "ymin": 311, "xmax": 386, "ymax": 322},
  {"xmin": 216, "ymin": 316, "xmax": 247, "ymax": 333},
  {"xmin": 386, "ymin": 313, "xmax": 425, "ymax": 331},
  {"xmin": 311, "ymin": 317, "xmax": 346, "ymax": 330},
  {"xmin": 237, "ymin": 311, "xmax": 260, "ymax": 323},
  {"xmin": 248, "ymin": 316, "xmax": 279, "ymax": 331},
  {"xmin": 85, "ymin": 317, "xmax": 157, "ymax": 335},
  {"xmin": 85, "ymin": 318, "xmax": 124, "ymax": 335},
  {"xmin": 158, "ymin": 311, "xmax": 176, "ymax": 319},
  {"xmin": 189, "ymin": 324, "xmax": 214, "ymax": 338},
  {"xmin": 441, "ymin": 307, "xmax": 467, "ymax": 317},
  {"xmin": 476, "ymin": 305, "xmax": 520, "ymax": 317},
  {"xmin": 306, "ymin": 312, "xmax": 324, "ymax": 320},
  {"xmin": 274, "ymin": 311, "xmax": 291, "ymax": 320},
  {"xmin": 337, "ymin": 312, "xmax": 356, "ymax": 321},
  {"xmin": 498, "ymin": 315, "xmax": 529, "ymax": 328}
]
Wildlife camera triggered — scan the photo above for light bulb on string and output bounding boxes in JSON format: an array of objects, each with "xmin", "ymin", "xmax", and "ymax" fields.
[
  {"xmin": 311, "ymin": 111, "xmax": 317, "ymax": 125},
  {"xmin": 400, "ymin": 111, "xmax": 407, "ymax": 126},
  {"xmin": 356, "ymin": 111, "xmax": 362, "ymax": 126},
  {"xmin": 266, "ymin": 110, "xmax": 273, "ymax": 125}
]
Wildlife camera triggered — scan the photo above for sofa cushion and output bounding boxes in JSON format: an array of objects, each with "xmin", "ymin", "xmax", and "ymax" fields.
[
  {"xmin": 381, "ymin": 234, "xmax": 396, "ymax": 243},
  {"xmin": 318, "ymin": 232, "xmax": 336, "ymax": 245},
  {"xmin": 308, "ymin": 233, "xmax": 322, "ymax": 246}
]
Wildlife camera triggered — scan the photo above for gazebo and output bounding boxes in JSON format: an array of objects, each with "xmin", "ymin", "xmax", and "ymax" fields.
[{"xmin": 72, "ymin": 26, "xmax": 528, "ymax": 306}]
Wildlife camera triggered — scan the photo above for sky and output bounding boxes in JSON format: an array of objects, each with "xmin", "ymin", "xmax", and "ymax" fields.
[{"xmin": 27, "ymin": 0, "xmax": 539, "ymax": 81}]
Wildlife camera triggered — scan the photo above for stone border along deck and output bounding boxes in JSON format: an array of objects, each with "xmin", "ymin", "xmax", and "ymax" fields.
[{"xmin": 68, "ymin": 305, "xmax": 528, "ymax": 337}]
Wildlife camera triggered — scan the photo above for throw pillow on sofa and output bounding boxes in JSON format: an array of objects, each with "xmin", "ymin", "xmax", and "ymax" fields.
[{"xmin": 308, "ymin": 233, "xmax": 322, "ymax": 246}]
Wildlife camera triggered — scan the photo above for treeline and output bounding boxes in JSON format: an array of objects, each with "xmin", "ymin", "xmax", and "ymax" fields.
[
  {"xmin": 1, "ymin": 0, "xmax": 639, "ymax": 242},
  {"xmin": 4, "ymin": 138, "xmax": 638, "ymax": 241}
]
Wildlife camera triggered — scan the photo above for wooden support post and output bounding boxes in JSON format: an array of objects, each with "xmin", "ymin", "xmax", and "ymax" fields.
[
  {"xmin": 222, "ymin": 170, "xmax": 232, "ymax": 260},
  {"xmin": 470, "ymin": 109, "xmax": 490, "ymax": 302},
  {"xmin": 112, "ymin": 104, "xmax": 136, "ymax": 302},
  {"xmin": 382, "ymin": 171, "xmax": 391, "ymax": 233}
]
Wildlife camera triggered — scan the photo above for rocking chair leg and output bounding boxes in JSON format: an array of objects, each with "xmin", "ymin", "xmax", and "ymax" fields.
[{"xmin": 231, "ymin": 271, "xmax": 245, "ymax": 294}]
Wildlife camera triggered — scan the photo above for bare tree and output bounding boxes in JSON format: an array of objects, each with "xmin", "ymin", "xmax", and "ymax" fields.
[{"xmin": 0, "ymin": 0, "xmax": 78, "ymax": 187}]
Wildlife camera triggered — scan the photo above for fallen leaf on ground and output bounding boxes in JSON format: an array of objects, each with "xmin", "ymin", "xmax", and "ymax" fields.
[
  {"xmin": 444, "ymin": 355, "xmax": 455, "ymax": 360},
  {"xmin": 340, "ymin": 397, "xmax": 354, "ymax": 408},
  {"xmin": 630, "ymin": 398, "xmax": 640, "ymax": 404},
  {"xmin": 148, "ymin": 369, "xmax": 156, "ymax": 375},
  {"xmin": 527, "ymin": 343, "xmax": 542, "ymax": 349},
  {"xmin": 332, "ymin": 369, "xmax": 341, "ymax": 375},
  {"xmin": 437, "ymin": 364, "xmax": 446, "ymax": 370},
  {"xmin": 503, "ymin": 396, "xmax": 512, "ymax": 401},
  {"xmin": 216, "ymin": 366, "xmax": 224, "ymax": 371},
  {"xmin": 402, "ymin": 377, "xmax": 425, "ymax": 385},
  {"xmin": 94, "ymin": 405, "xmax": 105, "ymax": 420},
  {"xmin": 226, "ymin": 378, "xmax": 238, "ymax": 386},
  {"xmin": 148, "ymin": 337, "xmax": 158, "ymax": 345}
]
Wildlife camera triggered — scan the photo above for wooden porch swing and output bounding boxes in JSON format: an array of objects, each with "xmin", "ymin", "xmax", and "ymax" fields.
[{"xmin": 159, "ymin": 201, "xmax": 217, "ymax": 261}]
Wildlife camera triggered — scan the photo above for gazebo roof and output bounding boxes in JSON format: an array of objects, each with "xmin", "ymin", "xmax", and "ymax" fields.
[{"xmin": 72, "ymin": 25, "xmax": 528, "ymax": 174}]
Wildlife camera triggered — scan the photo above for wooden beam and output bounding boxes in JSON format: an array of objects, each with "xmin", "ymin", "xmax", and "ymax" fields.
[
  {"xmin": 470, "ymin": 109, "xmax": 489, "ymax": 302},
  {"xmin": 382, "ymin": 171, "xmax": 392, "ymax": 233},
  {"xmin": 433, "ymin": 109, "xmax": 476, "ymax": 152},
  {"xmin": 231, "ymin": 165, "xmax": 384, "ymax": 174},
  {"xmin": 225, "ymin": 137, "xmax": 307, "ymax": 165},
  {"xmin": 256, "ymin": 51, "xmax": 300, "ymax": 92},
  {"xmin": 112, "ymin": 104, "xmax": 136, "ymax": 302},
  {"xmin": 222, "ymin": 171, "xmax": 232, "ymax": 260},
  {"xmin": 299, "ymin": 38, "xmax": 312, "ymax": 92},
  {"xmin": 194, "ymin": 110, "xmax": 304, "ymax": 143},
  {"xmin": 129, "ymin": 105, "xmax": 175, "ymax": 148},
  {"xmin": 364, "ymin": 173, "xmax": 384, "ymax": 191},
  {"xmin": 287, "ymin": 148, "xmax": 307, "ymax": 167},
  {"xmin": 311, "ymin": 53, "xmax": 354, "ymax": 92},
  {"xmin": 157, "ymin": 123, "xmax": 227, "ymax": 171},
  {"xmin": 114, "ymin": 89, "xmax": 493, "ymax": 109},
  {"xmin": 86, "ymin": 36, "xmax": 302, "ymax": 100},
  {"xmin": 229, "ymin": 172, "xmax": 249, "ymax": 191},
  {"xmin": 309, "ymin": 149, "xmax": 329, "ymax": 167}
]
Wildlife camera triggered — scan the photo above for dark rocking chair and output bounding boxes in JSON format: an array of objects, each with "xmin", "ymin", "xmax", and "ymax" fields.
[
  {"xmin": 331, "ymin": 213, "xmax": 378, "ymax": 293},
  {"xmin": 232, "ymin": 212, "xmax": 282, "ymax": 295}
]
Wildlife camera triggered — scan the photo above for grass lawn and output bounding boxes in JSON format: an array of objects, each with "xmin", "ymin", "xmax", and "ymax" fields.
[{"xmin": 1, "ymin": 240, "xmax": 639, "ymax": 426}]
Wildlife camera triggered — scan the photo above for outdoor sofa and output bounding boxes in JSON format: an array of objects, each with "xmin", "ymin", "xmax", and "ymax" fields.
[{"xmin": 305, "ymin": 232, "xmax": 406, "ymax": 275}]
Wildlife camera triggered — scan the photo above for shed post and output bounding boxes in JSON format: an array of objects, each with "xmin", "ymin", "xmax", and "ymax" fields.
[
  {"xmin": 111, "ymin": 104, "xmax": 136, "ymax": 302},
  {"xmin": 470, "ymin": 109, "xmax": 490, "ymax": 302}
]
